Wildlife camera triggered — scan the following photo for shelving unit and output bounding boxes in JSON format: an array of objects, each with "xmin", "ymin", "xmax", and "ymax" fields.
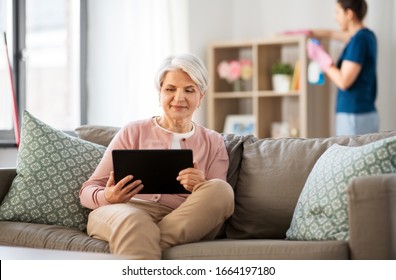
[{"xmin": 207, "ymin": 35, "xmax": 331, "ymax": 138}]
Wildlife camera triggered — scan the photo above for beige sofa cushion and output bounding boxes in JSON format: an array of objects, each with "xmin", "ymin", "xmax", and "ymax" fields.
[
  {"xmin": 162, "ymin": 239, "xmax": 349, "ymax": 260},
  {"xmin": 0, "ymin": 221, "xmax": 109, "ymax": 253},
  {"xmin": 222, "ymin": 134, "xmax": 256, "ymax": 189},
  {"xmin": 74, "ymin": 125, "xmax": 120, "ymax": 147},
  {"xmin": 226, "ymin": 131, "xmax": 396, "ymax": 239}
]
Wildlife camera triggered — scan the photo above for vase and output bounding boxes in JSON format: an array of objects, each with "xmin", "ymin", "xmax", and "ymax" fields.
[
  {"xmin": 233, "ymin": 80, "xmax": 243, "ymax": 92},
  {"xmin": 272, "ymin": 74, "xmax": 291, "ymax": 93}
]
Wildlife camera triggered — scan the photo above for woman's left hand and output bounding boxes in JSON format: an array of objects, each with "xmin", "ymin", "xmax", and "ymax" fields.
[{"xmin": 177, "ymin": 162, "xmax": 206, "ymax": 192}]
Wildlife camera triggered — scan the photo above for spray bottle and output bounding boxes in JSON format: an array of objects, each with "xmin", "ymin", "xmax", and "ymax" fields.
[{"xmin": 307, "ymin": 39, "xmax": 325, "ymax": 85}]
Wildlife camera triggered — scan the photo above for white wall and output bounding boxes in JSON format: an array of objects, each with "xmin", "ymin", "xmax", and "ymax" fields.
[
  {"xmin": 233, "ymin": 0, "xmax": 336, "ymax": 38},
  {"xmin": 362, "ymin": 0, "xmax": 394, "ymax": 132}
]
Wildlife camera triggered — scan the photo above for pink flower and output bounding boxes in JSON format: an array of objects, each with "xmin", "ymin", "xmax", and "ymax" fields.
[
  {"xmin": 217, "ymin": 60, "xmax": 230, "ymax": 80},
  {"xmin": 240, "ymin": 59, "xmax": 253, "ymax": 80},
  {"xmin": 217, "ymin": 59, "xmax": 253, "ymax": 83},
  {"xmin": 228, "ymin": 60, "xmax": 241, "ymax": 82}
]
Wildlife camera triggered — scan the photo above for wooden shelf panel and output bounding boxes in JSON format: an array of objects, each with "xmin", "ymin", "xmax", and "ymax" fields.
[
  {"xmin": 207, "ymin": 36, "xmax": 331, "ymax": 139},
  {"xmin": 257, "ymin": 91, "xmax": 299, "ymax": 97},
  {"xmin": 212, "ymin": 92, "xmax": 254, "ymax": 98},
  {"xmin": 212, "ymin": 91, "xmax": 299, "ymax": 98}
]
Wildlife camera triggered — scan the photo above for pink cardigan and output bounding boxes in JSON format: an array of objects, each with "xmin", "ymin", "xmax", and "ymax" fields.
[{"xmin": 79, "ymin": 117, "xmax": 229, "ymax": 210}]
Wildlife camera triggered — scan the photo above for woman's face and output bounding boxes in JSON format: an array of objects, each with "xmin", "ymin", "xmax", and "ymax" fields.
[
  {"xmin": 159, "ymin": 69, "xmax": 204, "ymax": 123},
  {"xmin": 335, "ymin": 2, "xmax": 349, "ymax": 32}
]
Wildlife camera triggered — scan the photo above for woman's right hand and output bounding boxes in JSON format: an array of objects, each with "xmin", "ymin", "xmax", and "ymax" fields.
[
  {"xmin": 104, "ymin": 171, "xmax": 144, "ymax": 203},
  {"xmin": 307, "ymin": 40, "xmax": 333, "ymax": 72}
]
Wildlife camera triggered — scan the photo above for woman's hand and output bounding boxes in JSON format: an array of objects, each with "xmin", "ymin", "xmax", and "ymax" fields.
[
  {"xmin": 104, "ymin": 171, "xmax": 144, "ymax": 203},
  {"xmin": 177, "ymin": 162, "xmax": 206, "ymax": 192},
  {"xmin": 307, "ymin": 39, "xmax": 333, "ymax": 72}
]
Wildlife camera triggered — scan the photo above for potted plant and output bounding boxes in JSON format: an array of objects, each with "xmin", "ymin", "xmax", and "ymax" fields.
[{"xmin": 271, "ymin": 62, "xmax": 293, "ymax": 93}]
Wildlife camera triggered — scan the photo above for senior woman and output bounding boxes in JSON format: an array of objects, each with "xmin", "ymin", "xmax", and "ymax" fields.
[{"xmin": 79, "ymin": 53, "xmax": 234, "ymax": 259}]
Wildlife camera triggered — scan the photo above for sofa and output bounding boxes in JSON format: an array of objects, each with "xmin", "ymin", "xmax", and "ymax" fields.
[{"xmin": 0, "ymin": 117, "xmax": 395, "ymax": 259}]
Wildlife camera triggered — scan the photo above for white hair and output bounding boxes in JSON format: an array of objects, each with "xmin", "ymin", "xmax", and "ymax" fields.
[{"xmin": 154, "ymin": 53, "xmax": 208, "ymax": 94}]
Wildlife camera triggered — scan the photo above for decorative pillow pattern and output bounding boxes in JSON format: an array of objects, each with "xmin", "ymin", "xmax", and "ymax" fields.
[
  {"xmin": 0, "ymin": 111, "xmax": 106, "ymax": 231},
  {"xmin": 286, "ymin": 136, "xmax": 396, "ymax": 241}
]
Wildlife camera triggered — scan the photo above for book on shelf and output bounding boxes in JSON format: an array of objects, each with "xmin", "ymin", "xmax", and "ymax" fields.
[{"xmin": 290, "ymin": 60, "xmax": 301, "ymax": 91}]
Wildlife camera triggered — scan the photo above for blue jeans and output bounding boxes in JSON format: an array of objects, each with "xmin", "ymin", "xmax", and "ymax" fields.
[{"xmin": 336, "ymin": 111, "xmax": 379, "ymax": 136}]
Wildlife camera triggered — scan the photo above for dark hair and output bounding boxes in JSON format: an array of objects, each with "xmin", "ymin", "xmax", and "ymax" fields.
[{"xmin": 337, "ymin": 0, "xmax": 367, "ymax": 21}]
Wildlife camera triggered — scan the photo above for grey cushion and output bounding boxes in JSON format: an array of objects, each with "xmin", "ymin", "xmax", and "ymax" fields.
[
  {"xmin": 0, "ymin": 221, "xmax": 109, "ymax": 253},
  {"xmin": 347, "ymin": 174, "xmax": 396, "ymax": 259},
  {"xmin": 162, "ymin": 239, "xmax": 349, "ymax": 260},
  {"xmin": 226, "ymin": 131, "xmax": 396, "ymax": 239},
  {"xmin": 74, "ymin": 125, "xmax": 120, "ymax": 147},
  {"xmin": 221, "ymin": 133, "xmax": 256, "ymax": 189}
]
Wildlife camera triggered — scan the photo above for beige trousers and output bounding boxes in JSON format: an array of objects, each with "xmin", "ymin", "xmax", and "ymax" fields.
[{"xmin": 87, "ymin": 179, "xmax": 234, "ymax": 259}]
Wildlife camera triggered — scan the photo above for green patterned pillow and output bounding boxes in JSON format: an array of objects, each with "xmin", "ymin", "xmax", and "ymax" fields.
[
  {"xmin": 286, "ymin": 136, "xmax": 396, "ymax": 241},
  {"xmin": 0, "ymin": 111, "xmax": 106, "ymax": 231}
]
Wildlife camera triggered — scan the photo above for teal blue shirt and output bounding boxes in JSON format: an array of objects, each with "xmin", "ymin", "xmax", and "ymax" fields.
[{"xmin": 336, "ymin": 28, "xmax": 377, "ymax": 114}]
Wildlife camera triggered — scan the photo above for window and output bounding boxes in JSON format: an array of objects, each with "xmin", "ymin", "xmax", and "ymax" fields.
[
  {"xmin": 0, "ymin": 0, "xmax": 86, "ymax": 146},
  {"xmin": 86, "ymin": 0, "xmax": 188, "ymax": 126},
  {"xmin": 0, "ymin": 0, "xmax": 15, "ymax": 144},
  {"xmin": 25, "ymin": 0, "xmax": 83, "ymax": 130}
]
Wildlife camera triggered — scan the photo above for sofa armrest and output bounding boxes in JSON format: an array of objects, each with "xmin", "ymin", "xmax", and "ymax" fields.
[
  {"xmin": 0, "ymin": 168, "xmax": 16, "ymax": 203},
  {"xmin": 348, "ymin": 174, "xmax": 396, "ymax": 259}
]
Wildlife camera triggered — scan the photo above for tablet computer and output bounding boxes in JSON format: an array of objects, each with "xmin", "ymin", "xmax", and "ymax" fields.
[{"xmin": 112, "ymin": 149, "xmax": 193, "ymax": 194}]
